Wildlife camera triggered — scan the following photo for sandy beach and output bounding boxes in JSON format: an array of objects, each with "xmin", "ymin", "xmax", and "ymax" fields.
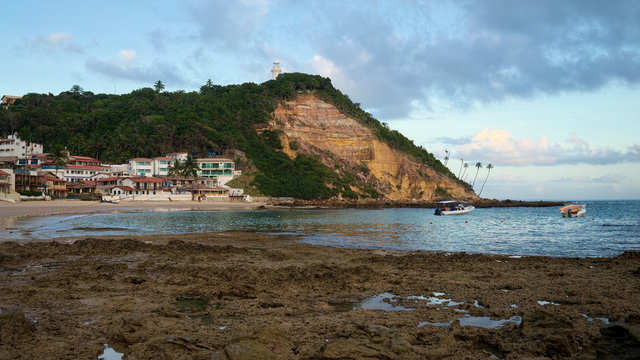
[
  {"xmin": 1, "ymin": 223, "xmax": 639, "ymax": 359},
  {"xmin": 0, "ymin": 200, "xmax": 270, "ymax": 222}
]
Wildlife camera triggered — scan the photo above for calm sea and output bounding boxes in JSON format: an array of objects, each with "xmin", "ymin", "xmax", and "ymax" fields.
[{"xmin": 1, "ymin": 200, "xmax": 639, "ymax": 258}]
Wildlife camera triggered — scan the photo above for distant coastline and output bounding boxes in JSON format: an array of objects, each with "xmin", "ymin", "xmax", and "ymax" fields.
[{"xmin": 283, "ymin": 198, "xmax": 564, "ymax": 209}]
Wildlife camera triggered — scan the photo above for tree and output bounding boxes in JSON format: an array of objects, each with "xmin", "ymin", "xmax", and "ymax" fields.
[
  {"xmin": 181, "ymin": 155, "xmax": 199, "ymax": 180},
  {"xmin": 457, "ymin": 158, "xmax": 464, "ymax": 178},
  {"xmin": 167, "ymin": 158, "xmax": 183, "ymax": 177},
  {"xmin": 462, "ymin": 162, "xmax": 469, "ymax": 182},
  {"xmin": 443, "ymin": 150, "xmax": 449, "ymax": 167},
  {"xmin": 50, "ymin": 148, "xmax": 68, "ymax": 174},
  {"xmin": 154, "ymin": 80, "xmax": 165, "ymax": 93},
  {"xmin": 472, "ymin": 162, "xmax": 482, "ymax": 188},
  {"xmin": 70, "ymin": 85, "xmax": 83, "ymax": 95},
  {"xmin": 478, "ymin": 163, "xmax": 493, "ymax": 197}
]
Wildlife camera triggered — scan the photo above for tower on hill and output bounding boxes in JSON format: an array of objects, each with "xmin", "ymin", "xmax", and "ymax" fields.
[{"xmin": 271, "ymin": 61, "xmax": 282, "ymax": 80}]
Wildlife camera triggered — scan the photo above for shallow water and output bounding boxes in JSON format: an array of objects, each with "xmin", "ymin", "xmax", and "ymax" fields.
[{"xmin": 1, "ymin": 200, "xmax": 638, "ymax": 257}]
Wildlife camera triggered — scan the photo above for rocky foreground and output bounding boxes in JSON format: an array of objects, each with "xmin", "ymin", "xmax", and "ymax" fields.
[{"xmin": 1, "ymin": 232, "xmax": 639, "ymax": 359}]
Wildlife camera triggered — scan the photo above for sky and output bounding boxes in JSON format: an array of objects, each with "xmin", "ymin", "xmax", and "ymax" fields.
[{"xmin": 1, "ymin": 0, "xmax": 639, "ymax": 201}]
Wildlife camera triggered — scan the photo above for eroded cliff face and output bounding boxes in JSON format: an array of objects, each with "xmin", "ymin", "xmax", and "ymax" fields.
[{"xmin": 269, "ymin": 94, "xmax": 478, "ymax": 201}]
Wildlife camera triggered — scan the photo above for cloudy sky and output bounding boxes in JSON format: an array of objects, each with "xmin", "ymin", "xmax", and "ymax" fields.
[{"xmin": 2, "ymin": 0, "xmax": 639, "ymax": 200}]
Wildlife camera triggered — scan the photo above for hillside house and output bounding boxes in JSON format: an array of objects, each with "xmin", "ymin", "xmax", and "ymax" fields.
[
  {"xmin": 167, "ymin": 152, "xmax": 188, "ymax": 161},
  {"xmin": 196, "ymin": 157, "xmax": 240, "ymax": 185},
  {"xmin": 66, "ymin": 181, "xmax": 97, "ymax": 198},
  {"xmin": 121, "ymin": 177, "xmax": 168, "ymax": 196},
  {"xmin": 1, "ymin": 95, "xmax": 21, "ymax": 108},
  {"xmin": 37, "ymin": 172, "xmax": 67, "ymax": 198},
  {"xmin": 0, "ymin": 134, "xmax": 43, "ymax": 159},
  {"xmin": 153, "ymin": 157, "xmax": 175, "ymax": 176},
  {"xmin": 128, "ymin": 158, "xmax": 153, "ymax": 177}
]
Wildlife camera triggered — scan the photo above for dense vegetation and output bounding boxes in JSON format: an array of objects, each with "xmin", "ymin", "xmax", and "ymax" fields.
[{"xmin": 0, "ymin": 73, "xmax": 463, "ymax": 198}]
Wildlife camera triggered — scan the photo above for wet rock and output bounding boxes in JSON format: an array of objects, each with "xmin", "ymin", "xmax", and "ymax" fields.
[
  {"xmin": 224, "ymin": 339, "xmax": 276, "ymax": 360},
  {"xmin": 0, "ymin": 310, "xmax": 33, "ymax": 344},
  {"xmin": 257, "ymin": 327, "xmax": 293, "ymax": 358},
  {"xmin": 596, "ymin": 314, "xmax": 640, "ymax": 359},
  {"xmin": 521, "ymin": 310, "xmax": 577, "ymax": 357},
  {"xmin": 323, "ymin": 324, "xmax": 418, "ymax": 359},
  {"xmin": 144, "ymin": 334, "xmax": 210, "ymax": 358}
]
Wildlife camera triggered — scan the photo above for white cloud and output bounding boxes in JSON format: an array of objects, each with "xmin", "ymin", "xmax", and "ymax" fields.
[
  {"xmin": 452, "ymin": 128, "xmax": 640, "ymax": 166},
  {"xmin": 86, "ymin": 50, "xmax": 184, "ymax": 85},
  {"xmin": 118, "ymin": 50, "xmax": 137, "ymax": 67},
  {"xmin": 186, "ymin": 0, "xmax": 270, "ymax": 49},
  {"xmin": 296, "ymin": 0, "xmax": 640, "ymax": 118},
  {"xmin": 593, "ymin": 174, "xmax": 626, "ymax": 183},
  {"xmin": 22, "ymin": 32, "xmax": 84, "ymax": 53}
]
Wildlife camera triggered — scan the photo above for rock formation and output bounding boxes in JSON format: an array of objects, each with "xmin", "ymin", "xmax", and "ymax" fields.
[{"xmin": 269, "ymin": 94, "xmax": 478, "ymax": 201}]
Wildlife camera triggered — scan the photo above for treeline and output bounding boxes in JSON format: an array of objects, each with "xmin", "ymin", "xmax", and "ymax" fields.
[{"xmin": 0, "ymin": 73, "xmax": 461, "ymax": 198}]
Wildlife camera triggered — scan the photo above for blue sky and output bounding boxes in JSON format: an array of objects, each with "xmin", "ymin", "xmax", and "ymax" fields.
[{"xmin": 1, "ymin": 0, "xmax": 639, "ymax": 200}]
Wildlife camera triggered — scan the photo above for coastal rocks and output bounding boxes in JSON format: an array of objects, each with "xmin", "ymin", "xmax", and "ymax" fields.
[
  {"xmin": 519, "ymin": 310, "xmax": 579, "ymax": 357},
  {"xmin": 322, "ymin": 324, "xmax": 419, "ymax": 359},
  {"xmin": 1, "ymin": 234, "xmax": 639, "ymax": 359},
  {"xmin": 224, "ymin": 339, "xmax": 277, "ymax": 360},
  {"xmin": 596, "ymin": 314, "xmax": 640, "ymax": 359},
  {"xmin": 0, "ymin": 310, "xmax": 33, "ymax": 344}
]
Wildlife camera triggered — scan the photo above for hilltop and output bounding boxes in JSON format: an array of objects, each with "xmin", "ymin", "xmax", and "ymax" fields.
[{"xmin": 0, "ymin": 73, "xmax": 476, "ymax": 201}]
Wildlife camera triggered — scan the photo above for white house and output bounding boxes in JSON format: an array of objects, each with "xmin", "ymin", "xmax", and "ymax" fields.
[
  {"xmin": 153, "ymin": 157, "xmax": 175, "ymax": 176},
  {"xmin": 128, "ymin": 158, "xmax": 154, "ymax": 177},
  {"xmin": 196, "ymin": 158, "xmax": 239, "ymax": 185},
  {"xmin": 0, "ymin": 169, "xmax": 19, "ymax": 202},
  {"xmin": 167, "ymin": 152, "xmax": 188, "ymax": 161},
  {"xmin": 0, "ymin": 134, "xmax": 43, "ymax": 159}
]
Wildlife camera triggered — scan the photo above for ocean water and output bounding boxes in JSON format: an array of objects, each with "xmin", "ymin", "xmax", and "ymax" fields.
[{"xmin": 1, "ymin": 200, "xmax": 638, "ymax": 258}]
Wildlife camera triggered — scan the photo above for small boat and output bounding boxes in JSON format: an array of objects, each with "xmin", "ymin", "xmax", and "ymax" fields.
[
  {"xmin": 560, "ymin": 204, "xmax": 586, "ymax": 217},
  {"xmin": 434, "ymin": 201, "xmax": 475, "ymax": 215}
]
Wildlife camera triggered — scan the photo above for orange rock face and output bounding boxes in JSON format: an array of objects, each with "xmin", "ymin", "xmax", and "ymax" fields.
[{"xmin": 271, "ymin": 94, "xmax": 478, "ymax": 201}]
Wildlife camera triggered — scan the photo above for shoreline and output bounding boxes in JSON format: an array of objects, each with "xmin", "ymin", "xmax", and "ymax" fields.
[
  {"xmin": 0, "ymin": 198, "xmax": 565, "ymax": 221},
  {"xmin": 0, "ymin": 231, "xmax": 638, "ymax": 358},
  {"xmin": 0, "ymin": 200, "xmax": 271, "ymax": 222}
]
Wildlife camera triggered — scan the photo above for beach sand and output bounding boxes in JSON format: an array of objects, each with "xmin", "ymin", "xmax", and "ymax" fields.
[
  {"xmin": 0, "ymin": 200, "xmax": 269, "ymax": 222},
  {"xmin": 1, "ymin": 227, "xmax": 639, "ymax": 359}
]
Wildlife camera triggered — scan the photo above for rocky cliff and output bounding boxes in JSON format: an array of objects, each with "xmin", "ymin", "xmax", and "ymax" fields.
[{"xmin": 268, "ymin": 94, "xmax": 478, "ymax": 201}]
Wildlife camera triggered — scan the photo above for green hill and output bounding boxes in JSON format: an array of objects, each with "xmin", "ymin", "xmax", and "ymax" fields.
[{"xmin": 0, "ymin": 73, "xmax": 467, "ymax": 199}]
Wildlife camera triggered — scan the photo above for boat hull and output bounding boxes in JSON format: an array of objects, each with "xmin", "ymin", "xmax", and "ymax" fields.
[
  {"xmin": 435, "ymin": 205, "xmax": 475, "ymax": 216},
  {"xmin": 560, "ymin": 205, "xmax": 586, "ymax": 218}
]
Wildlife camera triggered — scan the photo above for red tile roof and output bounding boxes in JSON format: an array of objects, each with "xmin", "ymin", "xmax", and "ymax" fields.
[
  {"xmin": 131, "ymin": 177, "xmax": 166, "ymax": 183},
  {"xmin": 97, "ymin": 176, "xmax": 122, "ymax": 182},
  {"xmin": 0, "ymin": 170, "xmax": 10, "ymax": 176},
  {"xmin": 69, "ymin": 156, "xmax": 98, "ymax": 161},
  {"xmin": 64, "ymin": 164, "xmax": 107, "ymax": 170}
]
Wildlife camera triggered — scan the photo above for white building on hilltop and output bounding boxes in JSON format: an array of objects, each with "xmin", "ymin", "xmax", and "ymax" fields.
[{"xmin": 271, "ymin": 61, "xmax": 282, "ymax": 80}]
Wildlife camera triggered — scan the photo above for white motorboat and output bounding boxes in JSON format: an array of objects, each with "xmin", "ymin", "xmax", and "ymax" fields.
[
  {"xmin": 560, "ymin": 204, "xmax": 586, "ymax": 217},
  {"xmin": 434, "ymin": 201, "xmax": 475, "ymax": 215}
]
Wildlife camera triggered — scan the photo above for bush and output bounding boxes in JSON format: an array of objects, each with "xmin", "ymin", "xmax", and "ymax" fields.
[{"xmin": 19, "ymin": 190, "xmax": 43, "ymax": 197}]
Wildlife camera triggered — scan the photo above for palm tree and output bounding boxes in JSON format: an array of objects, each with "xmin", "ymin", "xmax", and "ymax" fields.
[
  {"xmin": 457, "ymin": 158, "xmax": 464, "ymax": 178},
  {"xmin": 462, "ymin": 163, "xmax": 469, "ymax": 182},
  {"xmin": 443, "ymin": 150, "xmax": 450, "ymax": 167},
  {"xmin": 154, "ymin": 80, "xmax": 165, "ymax": 93},
  {"xmin": 472, "ymin": 162, "xmax": 483, "ymax": 188},
  {"xmin": 167, "ymin": 158, "xmax": 183, "ymax": 178},
  {"xmin": 478, "ymin": 164, "xmax": 493, "ymax": 197},
  {"xmin": 50, "ymin": 148, "xmax": 67, "ymax": 177},
  {"xmin": 181, "ymin": 155, "xmax": 200, "ymax": 181},
  {"xmin": 181, "ymin": 155, "xmax": 200, "ymax": 200}
]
